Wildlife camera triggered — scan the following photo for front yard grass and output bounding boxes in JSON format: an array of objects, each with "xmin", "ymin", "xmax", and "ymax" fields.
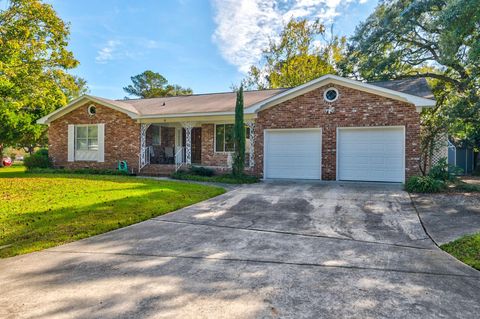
[
  {"xmin": 0, "ymin": 165, "xmax": 225, "ymax": 258},
  {"xmin": 441, "ymin": 233, "xmax": 480, "ymax": 270}
]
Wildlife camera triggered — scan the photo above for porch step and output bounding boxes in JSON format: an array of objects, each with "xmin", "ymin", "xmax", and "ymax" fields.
[{"xmin": 139, "ymin": 164, "xmax": 176, "ymax": 177}]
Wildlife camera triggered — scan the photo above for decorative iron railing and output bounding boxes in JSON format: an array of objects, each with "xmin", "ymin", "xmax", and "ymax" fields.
[{"xmin": 175, "ymin": 146, "xmax": 185, "ymax": 172}]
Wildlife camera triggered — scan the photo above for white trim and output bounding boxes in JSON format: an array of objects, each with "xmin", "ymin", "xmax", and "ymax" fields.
[
  {"xmin": 246, "ymin": 74, "xmax": 435, "ymax": 114},
  {"xmin": 263, "ymin": 128, "xmax": 322, "ymax": 180},
  {"xmin": 139, "ymin": 111, "xmax": 236, "ymax": 119},
  {"xmin": 324, "ymin": 87, "xmax": 339, "ymax": 103},
  {"xmin": 67, "ymin": 124, "xmax": 75, "ymax": 162},
  {"xmin": 97, "ymin": 123, "xmax": 105, "ymax": 162},
  {"xmin": 336, "ymin": 126, "xmax": 406, "ymax": 183}
]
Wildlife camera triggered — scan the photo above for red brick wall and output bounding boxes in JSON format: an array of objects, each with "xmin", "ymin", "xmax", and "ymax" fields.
[
  {"xmin": 200, "ymin": 124, "xmax": 229, "ymax": 167},
  {"xmin": 48, "ymin": 102, "xmax": 141, "ymax": 172},
  {"xmin": 254, "ymin": 84, "xmax": 421, "ymax": 180}
]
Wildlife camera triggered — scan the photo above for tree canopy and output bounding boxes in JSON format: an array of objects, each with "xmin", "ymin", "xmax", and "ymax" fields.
[
  {"xmin": 343, "ymin": 0, "xmax": 480, "ymax": 147},
  {"xmin": 123, "ymin": 70, "xmax": 193, "ymax": 98},
  {"xmin": 0, "ymin": 0, "xmax": 87, "ymax": 156},
  {"xmin": 246, "ymin": 18, "xmax": 346, "ymax": 89}
]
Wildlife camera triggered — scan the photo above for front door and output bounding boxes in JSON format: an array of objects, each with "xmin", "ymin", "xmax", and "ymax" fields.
[{"xmin": 183, "ymin": 127, "xmax": 202, "ymax": 164}]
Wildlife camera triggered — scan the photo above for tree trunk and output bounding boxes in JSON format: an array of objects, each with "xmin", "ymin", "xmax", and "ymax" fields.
[
  {"xmin": 476, "ymin": 151, "xmax": 480, "ymax": 172},
  {"xmin": 23, "ymin": 145, "xmax": 35, "ymax": 155},
  {"xmin": 0, "ymin": 143, "xmax": 4, "ymax": 167}
]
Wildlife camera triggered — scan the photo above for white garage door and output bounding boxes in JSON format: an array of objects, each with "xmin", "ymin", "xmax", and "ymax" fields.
[
  {"xmin": 265, "ymin": 129, "xmax": 321, "ymax": 179},
  {"xmin": 337, "ymin": 127, "xmax": 405, "ymax": 182}
]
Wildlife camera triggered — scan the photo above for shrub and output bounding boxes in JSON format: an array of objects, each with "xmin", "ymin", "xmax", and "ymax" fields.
[
  {"xmin": 189, "ymin": 166, "xmax": 215, "ymax": 177},
  {"xmin": 405, "ymin": 175, "xmax": 445, "ymax": 193},
  {"xmin": 454, "ymin": 182, "xmax": 480, "ymax": 193},
  {"xmin": 23, "ymin": 149, "xmax": 52, "ymax": 169},
  {"xmin": 26, "ymin": 167, "xmax": 131, "ymax": 176},
  {"xmin": 171, "ymin": 171, "xmax": 258, "ymax": 184},
  {"xmin": 428, "ymin": 158, "xmax": 461, "ymax": 182}
]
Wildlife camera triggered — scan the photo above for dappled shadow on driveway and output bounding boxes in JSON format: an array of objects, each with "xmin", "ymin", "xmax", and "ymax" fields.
[
  {"xmin": 1, "ymin": 247, "xmax": 479, "ymax": 318},
  {"xmin": 1, "ymin": 182, "xmax": 479, "ymax": 318}
]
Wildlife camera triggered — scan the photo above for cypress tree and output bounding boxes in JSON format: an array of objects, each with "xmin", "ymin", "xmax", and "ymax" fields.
[{"xmin": 232, "ymin": 86, "xmax": 245, "ymax": 177}]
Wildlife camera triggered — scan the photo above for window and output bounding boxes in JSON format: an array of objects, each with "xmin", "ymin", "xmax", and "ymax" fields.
[
  {"xmin": 152, "ymin": 125, "xmax": 161, "ymax": 145},
  {"xmin": 324, "ymin": 88, "xmax": 339, "ymax": 102},
  {"xmin": 215, "ymin": 124, "xmax": 250, "ymax": 153},
  {"xmin": 76, "ymin": 125, "xmax": 98, "ymax": 151}
]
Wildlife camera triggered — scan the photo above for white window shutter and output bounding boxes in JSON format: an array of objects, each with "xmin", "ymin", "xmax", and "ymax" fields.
[
  {"xmin": 67, "ymin": 125, "xmax": 75, "ymax": 162},
  {"xmin": 98, "ymin": 123, "xmax": 105, "ymax": 162}
]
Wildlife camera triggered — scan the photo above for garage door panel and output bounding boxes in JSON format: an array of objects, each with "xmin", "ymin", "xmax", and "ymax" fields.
[
  {"xmin": 265, "ymin": 129, "xmax": 321, "ymax": 180},
  {"xmin": 338, "ymin": 128, "xmax": 405, "ymax": 183}
]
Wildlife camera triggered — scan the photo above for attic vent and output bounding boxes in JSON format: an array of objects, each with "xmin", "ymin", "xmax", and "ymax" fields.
[
  {"xmin": 324, "ymin": 88, "xmax": 339, "ymax": 103},
  {"xmin": 87, "ymin": 104, "xmax": 96, "ymax": 116}
]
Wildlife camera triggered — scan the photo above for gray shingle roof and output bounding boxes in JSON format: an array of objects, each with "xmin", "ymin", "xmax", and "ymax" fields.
[
  {"xmin": 370, "ymin": 78, "xmax": 434, "ymax": 99},
  {"xmin": 89, "ymin": 77, "xmax": 435, "ymax": 117},
  {"xmin": 119, "ymin": 89, "xmax": 287, "ymax": 116}
]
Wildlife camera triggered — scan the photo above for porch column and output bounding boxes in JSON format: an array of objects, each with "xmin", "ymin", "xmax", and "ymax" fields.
[
  {"xmin": 246, "ymin": 120, "xmax": 256, "ymax": 168},
  {"xmin": 182, "ymin": 122, "xmax": 195, "ymax": 165},
  {"xmin": 139, "ymin": 123, "xmax": 151, "ymax": 169}
]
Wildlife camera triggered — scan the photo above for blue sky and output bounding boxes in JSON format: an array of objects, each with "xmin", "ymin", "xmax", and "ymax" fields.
[{"xmin": 44, "ymin": 0, "xmax": 378, "ymax": 99}]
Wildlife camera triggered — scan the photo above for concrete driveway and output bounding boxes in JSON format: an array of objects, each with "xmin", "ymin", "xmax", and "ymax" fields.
[{"xmin": 1, "ymin": 182, "xmax": 479, "ymax": 318}]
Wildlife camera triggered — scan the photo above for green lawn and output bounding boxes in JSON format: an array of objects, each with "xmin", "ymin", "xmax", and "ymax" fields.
[
  {"xmin": 0, "ymin": 165, "xmax": 225, "ymax": 258},
  {"xmin": 441, "ymin": 233, "xmax": 480, "ymax": 270}
]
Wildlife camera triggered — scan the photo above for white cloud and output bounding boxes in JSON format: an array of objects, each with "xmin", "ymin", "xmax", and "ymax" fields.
[
  {"xmin": 95, "ymin": 38, "xmax": 165, "ymax": 64},
  {"xmin": 211, "ymin": 0, "xmax": 366, "ymax": 73},
  {"xmin": 95, "ymin": 40, "xmax": 121, "ymax": 64}
]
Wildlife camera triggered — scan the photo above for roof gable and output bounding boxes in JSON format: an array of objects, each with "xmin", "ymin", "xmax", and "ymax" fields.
[
  {"xmin": 245, "ymin": 74, "xmax": 436, "ymax": 114},
  {"xmin": 37, "ymin": 95, "xmax": 140, "ymax": 124}
]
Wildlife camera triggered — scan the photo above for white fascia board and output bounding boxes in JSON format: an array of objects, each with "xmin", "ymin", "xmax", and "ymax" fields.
[
  {"xmin": 137, "ymin": 111, "xmax": 235, "ymax": 119},
  {"xmin": 245, "ymin": 74, "xmax": 436, "ymax": 114},
  {"xmin": 37, "ymin": 95, "xmax": 139, "ymax": 124}
]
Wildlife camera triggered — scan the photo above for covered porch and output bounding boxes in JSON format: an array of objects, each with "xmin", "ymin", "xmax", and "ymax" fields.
[{"xmin": 138, "ymin": 121, "xmax": 256, "ymax": 175}]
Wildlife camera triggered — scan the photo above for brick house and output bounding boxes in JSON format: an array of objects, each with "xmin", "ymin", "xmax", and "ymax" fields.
[{"xmin": 37, "ymin": 74, "xmax": 435, "ymax": 182}]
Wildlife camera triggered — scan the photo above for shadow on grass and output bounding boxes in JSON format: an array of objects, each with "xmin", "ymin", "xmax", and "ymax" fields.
[{"xmin": 0, "ymin": 173, "xmax": 225, "ymax": 258}]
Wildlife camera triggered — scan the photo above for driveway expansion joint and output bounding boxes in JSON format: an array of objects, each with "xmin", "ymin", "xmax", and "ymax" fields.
[
  {"xmin": 408, "ymin": 192, "xmax": 440, "ymax": 248},
  {"xmin": 45, "ymin": 249, "xmax": 480, "ymax": 279},
  {"xmin": 152, "ymin": 218, "xmax": 436, "ymax": 251}
]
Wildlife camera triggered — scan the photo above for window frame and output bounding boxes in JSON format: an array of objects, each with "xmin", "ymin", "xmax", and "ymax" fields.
[
  {"xmin": 214, "ymin": 123, "xmax": 250, "ymax": 154},
  {"xmin": 323, "ymin": 87, "xmax": 339, "ymax": 103},
  {"xmin": 75, "ymin": 124, "xmax": 99, "ymax": 152}
]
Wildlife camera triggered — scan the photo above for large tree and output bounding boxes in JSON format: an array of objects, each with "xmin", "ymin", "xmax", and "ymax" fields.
[
  {"xmin": 123, "ymin": 70, "xmax": 193, "ymax": 98},
  {"xmin": 0, "ymin": 0, "xmax": 86, "ymax": 160},
  {"xmin": 246, "ymin": 18, "xmax": 346, "ymax": 89},
  {"xmin": 343, "ymin": 0, "xmax": 480, "ymax": 169}
]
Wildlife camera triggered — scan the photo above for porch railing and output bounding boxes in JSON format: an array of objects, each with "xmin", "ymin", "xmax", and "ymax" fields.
[
  {"xmin": 140, "ymin": 146, "xmax": 151, "ymax": 170},
  {"xmin": 175, "ymin": 146, "xmax": 185, "ymax": 172}
]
